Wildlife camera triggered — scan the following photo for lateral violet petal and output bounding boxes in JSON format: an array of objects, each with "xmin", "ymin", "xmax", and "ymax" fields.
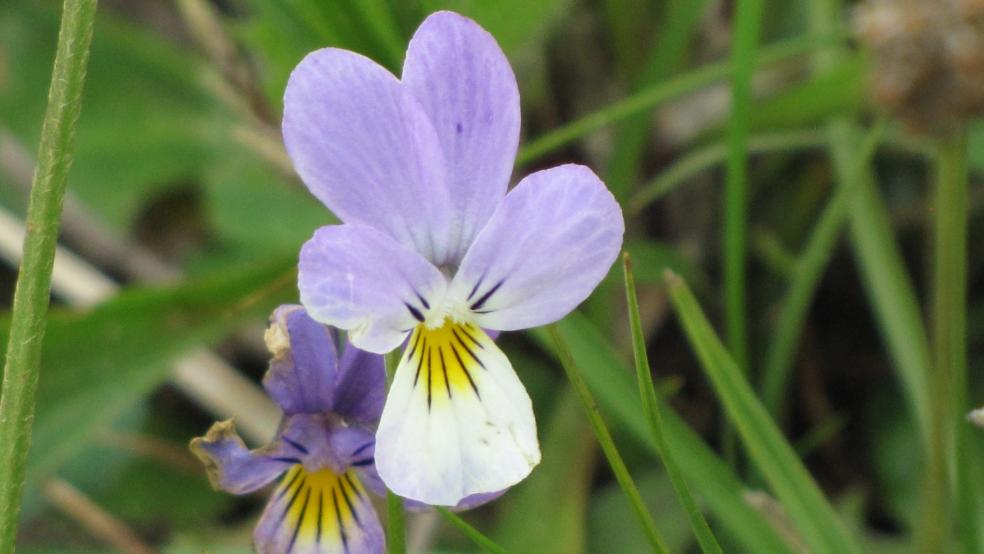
[
  {"xmin": 262, "ymin": 305, "xmax": 339, "ymax": 415},
  {"xmin": 451, "ymin": 164, "xmax": 624, "ymax": 330},
  {"xmin": 189, "ymin": 420, "xmax": 292, "ymax": 495},
  {"xmin": 298, "ymin": 223, "xmax": 448, "ymax": 353},
  {"xmin": 283, "ymin": 47, "xmax": 453, "ymax": 264},
  {"xmin": 402, "ymin": 11, "xmax": 520, "ymax": 263}
]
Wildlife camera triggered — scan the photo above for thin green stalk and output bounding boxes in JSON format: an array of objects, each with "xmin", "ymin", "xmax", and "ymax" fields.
[
  {"xmin": 437, "ymin": 508, "xmax": 509, "ymax": 554},
  {"xmin": 759, "ymin": 119, "xmax": 886, "ymax": 417},
  {"xmin": 622, "ymin": 254, "xmax": 723, "ymax": 554},
  {"xmin": 386, "ymin": 492, "xmax": 407, "ymax": 554},
  {"xmin": 0, "ymin": 1, "xmax": 97, "ymax": 550},
  {"xmin": 627, "ymin": 129, "xmax": 827, "ymax": 215},
  {"xmin": 546, "ymin": 324, "xmax": 670, "ymax": 554},
  {"xmin": 515, "ymin": 31, "xmax": 839, "ymax": 166},
  {"xmin": 723, "ymin": 0, "xmax": 763, "ymax": 377},
  {"xmin": 921, "ymin": 131, "xmax": 969, "ymax": 553}
]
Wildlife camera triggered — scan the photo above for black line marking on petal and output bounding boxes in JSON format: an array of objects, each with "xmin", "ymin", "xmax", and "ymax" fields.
[
  {"xmin": 277, "ymin": 477, "xmax": 307, "ymax": 527},
  {"xmin": 276, "ymin": 469, "xmax": 303, "ymax": 501},
  {"xmin": 351, "ymin": 457, "xmax": 374, "ymax": 467},
  {"xmin": 352, "ymin": 442, "xmax": 373, "ymax": 457},
  {"xmin": 316, "ymin": 489, "xmax": 324, "ymax": 545},
  {"xmin": 457, "ymin": 325, "xmax": 485, "ymax": 350},
  {"xmin": 405, "ymin": 302, "xmax": 425, "ymax": 322},
  {"xmin": 426, "ymin": 346, "xmax": 433, "ymax": 411},
  {"xmin": 338, "ymin": 476, "xmax": 362, "ymax": 527},
  {"xmin": 467, "ymin": 274, "xmax": 486, "ymax": 302},
  {"xmin": 332, "ymin": 487, "xmax": 349, "ymax": 552},
  {"xmin": 271, "ymin": 456, "xmax": 303, "ymax": 464},
  {"xmin": 407, "ymin": 329, "xmax": 422, "ymax": 360},
  {"xmin": 287, "ymin": 486, "xmax": 312, "ymax": 554},
  {"xmin": 281, "ymin": 437, "xmax": 309, "ymax": 455},
  {"xmin": 450, "ymin": 342, "xmax": 481, "ymax": 398},
  {"xmin": 343, "ymin": 473, "xmax": 363, "ymax": 500},
  {"xmin": 470, "ymin": 279, "xmax": 504, "ymax": 311},
  {"xmin": 452, "ymin": 329, "xmax": 486, "ymax": 369},
  {"xmin": 438, "ymin": 346, "xmax": 452, "ymax": 398},
  {"xmin": 413, "ymin": 338, "xmax": 427, "ymax": 388},
  {"xmin": 416, "ymin": 292, "xmax": 431, "ymax": 310}
]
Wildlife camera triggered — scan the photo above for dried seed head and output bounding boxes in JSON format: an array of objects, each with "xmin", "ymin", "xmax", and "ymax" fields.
[{"xmin": 853, "ymin": 0, "xmax": 984, "ymax": 134}]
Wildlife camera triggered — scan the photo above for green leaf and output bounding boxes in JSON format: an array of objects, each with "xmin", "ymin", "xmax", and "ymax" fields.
[
  {"xmin": 664, "ymin": 273, "xmax": 863, "ymax": 554},
  {"xmin": 0, "ymin": 258, "xmax": 296, "ymax": 486},
  {"xmin": 494, "ymin": 388, "xmax": 595, "ymax": 554},
  {"xmin": 529, "ymin": 316, "xmax": 792, "ymax": 553}
]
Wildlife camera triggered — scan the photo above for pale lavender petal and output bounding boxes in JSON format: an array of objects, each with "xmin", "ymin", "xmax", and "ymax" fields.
[
  {"xmin": 283, "ymin": 47, "xmax": 453, "ymax": 264},
  {"xmin": 254, "ymin": 465, "xmax": 385, "ymax": 554},
  {"xmin": 262, "ymin": 305, "xmax": 339, "ymax": 415},
  {"xmin": 189, "ymin": 420, "xmax": 292, "ymax": 495},
  {"xmin": 334, "ymin": 341, "xmax": 386, "ymax": 423},
  {"xmin": 450, "ymin": 164, "xmax": 624, "ymax": 330},
  {"xmin": 402, "ymin": 489, "xmax": 506, "ymax": 512},
  {"xmin": 299, "ymin": 224, "xmax": 448, "ymax": 353},
  {"xmin": 402, "ymin": 11, "xmax": 520, "ymax": 263}
]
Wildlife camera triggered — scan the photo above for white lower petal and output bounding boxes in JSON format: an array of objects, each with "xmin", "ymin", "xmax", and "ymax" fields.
[{"xmin": 375, "ymin": 321, "xmax": 540, "ymax": 505}]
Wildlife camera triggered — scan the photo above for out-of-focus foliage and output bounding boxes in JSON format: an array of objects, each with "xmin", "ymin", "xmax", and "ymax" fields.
[{"xmin": 0, "ymin": 0, "xmax": 982, "ymax": 552}]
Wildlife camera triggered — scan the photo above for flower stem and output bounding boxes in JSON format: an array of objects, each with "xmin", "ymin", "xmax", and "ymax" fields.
[
  {"xmin": 921, "ymin": 130, "xmax": 968, "ymax": 553},
  {"xmin": 547, "ymin": 324, "xmax": 670, "ymax": 554},
  {"xmin": 436, "ymin": 507, "xmax": 509, "ymax": 554},
  {"xmin": 382, "ymin": 350, "xmax": 407, "ymax": 554},
  {"xmin": 0, "ymin": 1, "xmax": 97, "ymax": 551},
  {"xmin": 622, "ymin": 254, "xmax": 724, "ymax": 554}
]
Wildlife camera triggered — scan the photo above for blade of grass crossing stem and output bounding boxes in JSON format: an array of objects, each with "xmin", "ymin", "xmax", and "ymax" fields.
[
  {"xmin": 383, "ymin": 351, "xmax": 407, "ymax": 554},
  {"xmin": 622, "ymin": 254, "xmax": 723, "ymax": 554},
  {"xmin": 723, "ymin": 0, "xmax": 763, "ymax": 374},
  {"xmin": 664, "ymin": 274, "xmax": 862, "ymax": 554},
  {"xmin": 922, "ymin": 130, "xmax": 972, "ymax": 552},
  {"xmin": 437, "ymin": 508, "xmax": 509, "ymax": 554},
  {"xmin": 515, "ymin": 31, "xmax": 839, "ymax": 166},
  {"xmin": 546, "ymin": 325, "xmax": 670, "ymax": 554},
  {"xmin": 0, "ymin": 1, "xmax": 98, "ymax": 551},
  {"xmin": 759, "ymin": 119, "xmax": 886, "ymax": 417}
]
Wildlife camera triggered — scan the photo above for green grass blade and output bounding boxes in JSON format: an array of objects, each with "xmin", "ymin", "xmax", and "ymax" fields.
[
  {"xmin": 546, "ymin": 325, "xmax": 670, "ymax": 554},
  {"xmin": 722, "ymin": 0, "xmax": 763, "ymax": 374},
  {"xmin": 759, "ymin": 119, "xmax": 886, "ymax": 416},
  {"xmin": 622, "ymin": 254, "xmax": 723, "ymax": 554},
  {"xmin": 438, "ymin": 508, "xmax": 509, "ymax": 554},
  {"xmin": 531, "ymin": 320, "xmax": 793, "ymax": 553},
  {"xmin": 515, "ymin": 31, "xmax": 839, "ymax": 166},
  {"xmin": 386, "ymin": 491, "xmax": 406, "ymax": 554},
  {"xmin": 0, "ymin": 1, "xmax": 98, "ymax": 549},
  {"xmin": 664, "ymin": 274, "xmax": 863, "ymax": 554}
]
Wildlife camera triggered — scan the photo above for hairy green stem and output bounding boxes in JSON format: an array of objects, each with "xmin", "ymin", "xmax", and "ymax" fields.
[
  {"xmin": 921, "ymin": 131, "xmax": 968, "ymax": 553},
  {"xmin": 0, "ymin": 1, "xmax": 97, "ymax": 550},
  {"xmin": 622, "ymin": 254, "xmax": 723, "ymax": 554},
  {"xmin": 547, "ymin": 324, "xmax": 669, "ymax": 554}
]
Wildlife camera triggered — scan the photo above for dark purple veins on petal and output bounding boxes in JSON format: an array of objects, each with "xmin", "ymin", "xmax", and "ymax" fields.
[
  {"xmin": 470, "ymin": 279, "xmax": 505, "ymax": 311},
  {"xmin": 282, "ymin": 436, "xmax": 309, "ymax": 455},
  {"xmin": 405, "ymin": 302, "xmax": 425, "ymax": 323}
]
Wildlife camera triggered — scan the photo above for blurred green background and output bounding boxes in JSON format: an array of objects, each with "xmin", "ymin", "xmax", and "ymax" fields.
[{"xmin": 0, "ymin": 0, "xmax": 982, "ymax": 552}]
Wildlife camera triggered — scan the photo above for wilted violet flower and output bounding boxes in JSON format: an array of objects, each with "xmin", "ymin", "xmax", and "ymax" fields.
[
  {"xmin": 284, "ymin": 11, "xmax": 624, "ymax": 505},
  {"xmin": 191, "ymin": 305, "xmax": 386, "ymax": 554}
]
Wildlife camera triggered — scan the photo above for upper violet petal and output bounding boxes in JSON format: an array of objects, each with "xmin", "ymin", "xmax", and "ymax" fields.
[
  {"xmin": 298, "ymin": 223, "xmax": 447, "ymax": 354},
  {"xmin": 283, "ymin": 47, "xmax": 453, "ymax": 264},
  {"xmin": 189, "ymin": 420, "xmax": 292, "ymax": 495},
  {"xmin": 402, "ymin": 11, "xmax": 520, "ymax": 263},
  {"xmin": 262, "ymin": 305, "xmax": 339, "ymax": 415},
  {"xmin": 450, "ymin": 164, "xmax": 624, "ymax": 330},
  {"xmin": 334, "ymin": 341, "xmax": 387, "ymax": 423}
]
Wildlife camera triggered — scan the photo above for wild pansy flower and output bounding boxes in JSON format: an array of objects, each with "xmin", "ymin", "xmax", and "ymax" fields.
[
  {"xmin": 284, "ymin": 11, "xmax": 624, "ymax": 505},
  {"xmin": 191, "ymin": 305, "xmax": 386, "ymax": 554}
]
